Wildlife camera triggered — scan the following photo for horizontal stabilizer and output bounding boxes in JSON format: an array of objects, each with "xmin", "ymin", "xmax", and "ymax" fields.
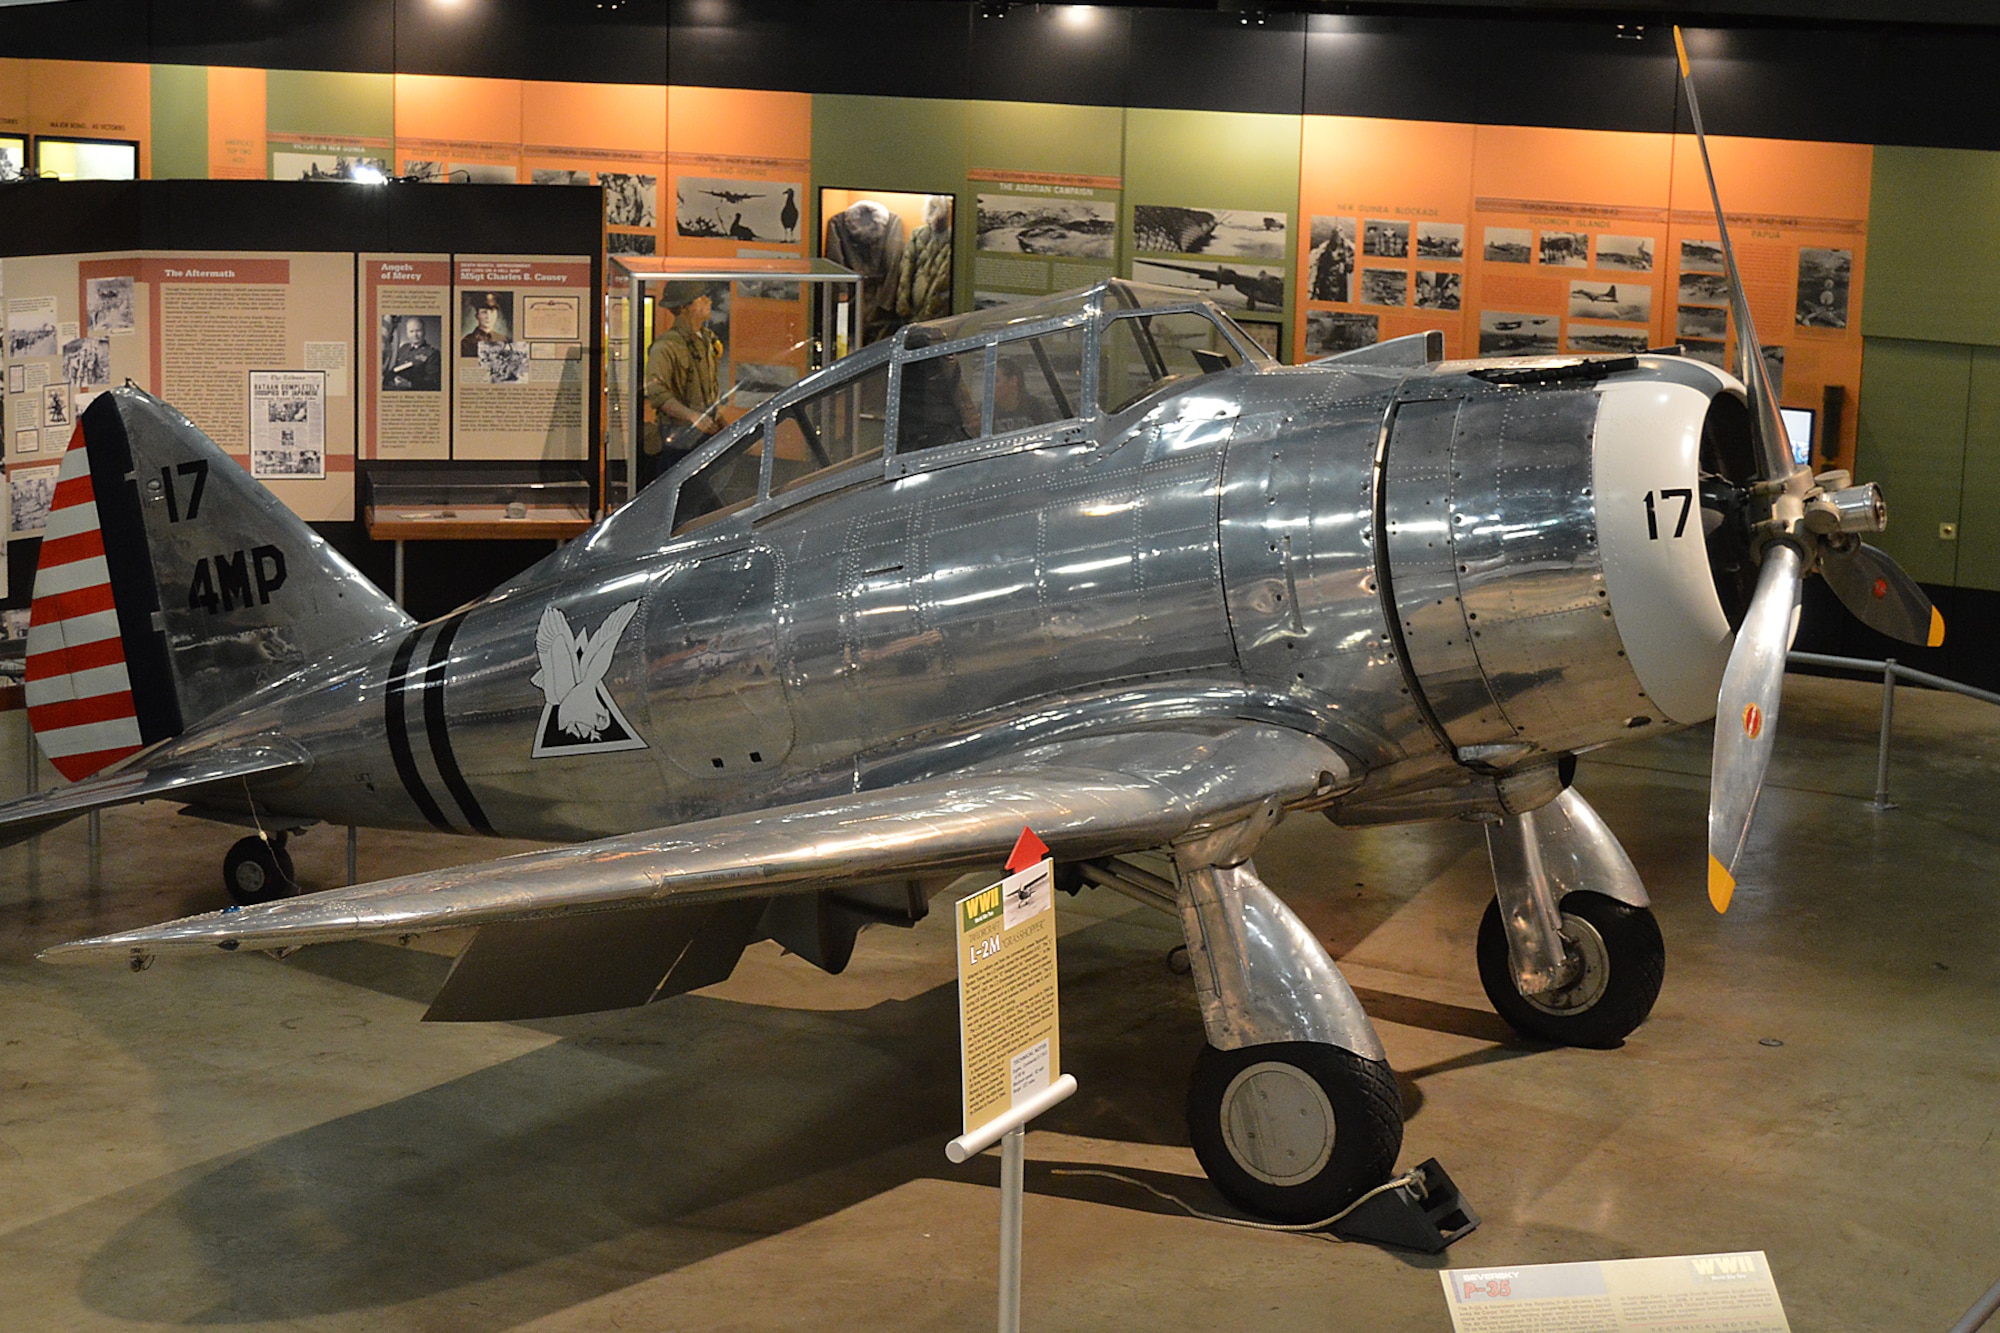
[
  {"xmin": 44, "ymin": 724, "xmax": 1347, "ymax": 967},
  {"xmin": 0, "ymin": 740, "xmax": 308, "ymax": 850}
]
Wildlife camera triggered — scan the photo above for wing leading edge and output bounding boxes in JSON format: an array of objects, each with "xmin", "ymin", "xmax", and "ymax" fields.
[{"xmin": 43, "ymin": 724, "xmax": 1351, "ymax": 966}]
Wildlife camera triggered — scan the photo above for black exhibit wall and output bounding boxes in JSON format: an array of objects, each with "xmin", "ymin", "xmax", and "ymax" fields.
[
  {"xmin": 0, "ymin": 180, "xmax": 604, "ymax": 623},
  {"xmin": 6, "ymin": 3, "xmax": 2000, "ymax": 151}
]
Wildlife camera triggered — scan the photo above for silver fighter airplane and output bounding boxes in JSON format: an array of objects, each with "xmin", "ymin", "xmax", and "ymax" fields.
[{"xmin": 6, "ymin": 47, "xmax": 1943, "ymax": 1222}]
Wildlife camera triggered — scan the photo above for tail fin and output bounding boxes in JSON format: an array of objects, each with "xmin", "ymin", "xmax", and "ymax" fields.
[{"xmin": 27, "ymin": 388, "xmax": 411, "ymax": 781}]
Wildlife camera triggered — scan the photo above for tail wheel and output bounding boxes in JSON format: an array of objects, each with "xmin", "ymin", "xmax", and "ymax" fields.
[
  {"xmin": 1187, "ymin": 1041, "xmax": 1403, "ymax": 1224},
  {"xmin": 1477, "ymin": 890, "xmax": 1665, "ymax": 1048},
  {"xmin": 223, "ymin": 835, "xmax": 298, "ymax": 906}
]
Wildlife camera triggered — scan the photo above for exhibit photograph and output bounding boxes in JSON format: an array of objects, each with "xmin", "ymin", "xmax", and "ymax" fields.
[{"xmin": 1, "ymin": 3, "xmax": 1999, "ymax": 1330}]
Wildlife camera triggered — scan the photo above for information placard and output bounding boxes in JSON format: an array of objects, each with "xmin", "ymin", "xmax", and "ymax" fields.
[
  {"xmin": 1441, "ymin": 1252, "xmax": 1792, "ymax": 1332},
  {"xmin": 450, "ymin": 253, "xmax": 591, "ymax": 461},
  {"xmin": 360, "ymin": 254, "xmax": 452, "ymax": 460},
  {"xmin": 955, "ymin": 858, "xmax": 1061, "ymax": 1137}
]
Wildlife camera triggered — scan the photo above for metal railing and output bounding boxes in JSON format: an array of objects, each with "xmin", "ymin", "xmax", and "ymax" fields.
[{"xmin": 1788, "ymin": 651, "xmax": 2000, "ymax": 812}]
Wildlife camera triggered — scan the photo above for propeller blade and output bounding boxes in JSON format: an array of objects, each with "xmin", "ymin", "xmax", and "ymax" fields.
[
  {"xmin": 1673, "ymin": 26, "xmax": 1797, "ymax": 486},
  {"xmin": 1820, "ymin": 542, "xmax": 1946, "ymax": 647},
  {"xmin": 1708, "ymin": 541, "xmax": 1805, "ymax": 912}
]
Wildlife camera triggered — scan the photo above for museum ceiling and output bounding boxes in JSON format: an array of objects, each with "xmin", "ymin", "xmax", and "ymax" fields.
[{"xmin": 954, "ymin": 1, "xmax": 2000, "ymax": 30}]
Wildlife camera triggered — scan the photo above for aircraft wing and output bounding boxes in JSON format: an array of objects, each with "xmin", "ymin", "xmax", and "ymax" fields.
[
  {"xmin": 43, "ymin": 723, "xmax": 1349, "ymax": 965},
  {"xmin": 0, "ymin": 740, "xmax": 308, "ymax": 850}
]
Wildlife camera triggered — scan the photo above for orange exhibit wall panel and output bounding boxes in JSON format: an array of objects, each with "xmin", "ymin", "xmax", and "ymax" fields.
[
  {"xmin": 1664, "ymin": 136, "xmax": 1872, "ymax": 469},
  {"xmin": 522, "ymin": 81, "xmax": 668, "ymax": 259},
  {"xmin": 523, "ymin": 80, "xmax": 666, "ymax": 157},
  {"xmin": 1297, "ymin": 116, "xmax": 1476, "ymax": 361},
  {"xmin": 666, "ymin": 86, "xmax": 811, "ymax": 260},
  {"xmin": 208, "ymin": 65, "xmax": 266, "ymax": 180},
  {"xmin": 0, "ymin": 58, "xmax": 27, "ymax": 136},
  {"xmin": 27, "ymin": 60, "xmax": 151, "ymax": 177},
  {"xmin": 394, "ymin": 74, "xmax": 524, "ymax": 184},
  {"xmin": 1468, "ymin": 125, "xmax": 1676, "ymax": 359},
  {"xmin": 668, "ymin": 85, "xmax": 810, "ymax": 164},
  {"xmin": 1293, "ymin": 113, "xmax": 1871, "ymax": 471}
]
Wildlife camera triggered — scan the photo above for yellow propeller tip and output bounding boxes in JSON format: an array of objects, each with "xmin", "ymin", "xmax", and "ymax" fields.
[
  {"xmin": 1707, "ymin": 855, "xmax": 1736, "ymax": 913},
  {"xmin": 1673, "ymin": 26, "xmax": 1690, "ymax": 76},
  {"xmin": 1928, "ymin": 606, "xmax": 1946, "ymax": 648}
]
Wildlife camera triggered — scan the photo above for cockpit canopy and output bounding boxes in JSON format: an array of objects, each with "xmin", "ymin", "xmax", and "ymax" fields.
[{"xmin": 656, "ymin": 281, "xmax": 1270, "ymax": 538}]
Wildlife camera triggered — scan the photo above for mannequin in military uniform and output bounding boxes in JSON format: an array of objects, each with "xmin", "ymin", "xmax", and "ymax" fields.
[{"xmin": 640, "ymin": 283, "xmax": 724, "ymax": 491}]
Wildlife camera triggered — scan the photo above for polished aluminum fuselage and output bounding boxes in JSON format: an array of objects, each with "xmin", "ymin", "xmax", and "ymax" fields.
[{"xmin": 173, "ymin": 353, "xmax": 1662, "ymax": 848}]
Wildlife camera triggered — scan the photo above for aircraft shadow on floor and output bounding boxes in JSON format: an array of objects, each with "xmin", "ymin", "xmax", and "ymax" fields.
[{"xmin": 42, "ymin": 905, "xmax": 1551, "ymax": 1322}]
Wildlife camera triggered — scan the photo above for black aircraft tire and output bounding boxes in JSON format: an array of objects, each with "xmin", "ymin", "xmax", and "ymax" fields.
[
  {"xmin": 223, "ymin": 836, "xmax": 298, "ymax": 906},
  {"xmin": 1187, "ymin": 1041, "xmax": 1403, "ymax": 1224},
  {"xmin": 1477, "ymin": 891, "xmax": 1665, "ymax": 1049}
]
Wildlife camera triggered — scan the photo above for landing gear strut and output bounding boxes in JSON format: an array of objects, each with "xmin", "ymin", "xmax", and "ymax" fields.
[
  {"xmin": 1480, "ymin": 789, "xmax": 1665, "ymax": 1048},
  {"xmin": 1170, "ymin": 856, "xmax": 1403, "ymax": 1221},
  {"xmin": 223, "ymin": 833, "xmax": 298, "ymax": 905}
]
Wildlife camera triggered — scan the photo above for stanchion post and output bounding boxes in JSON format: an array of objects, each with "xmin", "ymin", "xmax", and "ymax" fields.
[
  {"xmin": 1871, "ymin": 658, "xmax": 1897, "ymax": 812},
  {"xmin": 346, "ymin": 825, "xmax": 358, "ymax": 885},
  {"xmin": 997, "ymin": 1125, "xmax": 1024, "ymax": 1333},
  {"xmin": 946, "ymin": 1076, "xmax": 1075, "ymax": 1333}
]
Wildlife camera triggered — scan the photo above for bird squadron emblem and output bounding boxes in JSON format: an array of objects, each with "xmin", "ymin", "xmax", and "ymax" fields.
[{"xmin": 530, "ymin": 600, "xmax": 648, "ymax": 757}]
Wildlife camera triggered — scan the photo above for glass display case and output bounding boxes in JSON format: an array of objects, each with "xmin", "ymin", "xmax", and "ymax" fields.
[
  {"xmin": 606, "ymin": 257, "xmax": 860, "ymax": 511},
  {"xmin": 360, "ymin": 463, "xmax": 595, "ymax": 603}
]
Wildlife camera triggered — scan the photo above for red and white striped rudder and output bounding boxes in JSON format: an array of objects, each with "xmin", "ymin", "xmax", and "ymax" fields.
[{"xmin": 25, "ymin": 423, "xmax": 146, "ymax": 780}]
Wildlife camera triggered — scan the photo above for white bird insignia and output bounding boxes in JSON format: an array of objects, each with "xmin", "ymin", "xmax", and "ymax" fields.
[{"xmin": 529, "ymin": 600, "xmax": 647, "ymax": 757}]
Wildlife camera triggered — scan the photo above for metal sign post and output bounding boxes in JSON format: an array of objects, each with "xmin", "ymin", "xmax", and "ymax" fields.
[
  {"xmin": 949, "ymin": 827, "xmax": 1074, "ymax": 1333},
  {"xmin": 947, "ymin": 1076, "xmax": 1078, "ymax": 1333}
]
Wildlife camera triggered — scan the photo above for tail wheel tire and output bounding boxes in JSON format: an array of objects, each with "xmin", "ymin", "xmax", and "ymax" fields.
[
  {"xmin": 223, "ymin": 835, "xmax": 298, "ymax": 906},
  {"xmin": 1186, "ymin": 1041, "xmax": 1403, "ymax": 1224},
  {"xmin": 1477, "ymin": 890, "xmax": 1665, "ymax": 1049}
]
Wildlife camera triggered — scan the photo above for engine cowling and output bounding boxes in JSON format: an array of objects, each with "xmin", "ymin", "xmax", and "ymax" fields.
[{"xmin": 1377, "ymin": 357, "xmax": 1748, "ymax": 768}]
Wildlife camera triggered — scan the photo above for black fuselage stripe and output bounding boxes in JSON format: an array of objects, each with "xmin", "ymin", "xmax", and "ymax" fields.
[
  {"xmin": 423, "ymin": 613, "xmax": 494, "ymax": 835},
  {"xmin": 385, "ymin": 628, "xmax": 452, "ymax": 832}
]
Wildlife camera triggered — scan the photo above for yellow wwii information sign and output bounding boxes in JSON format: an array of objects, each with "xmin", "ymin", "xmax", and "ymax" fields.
[{"xmin": 955, "ymin": 848, "xmax": 1061, "ymax": 1137}]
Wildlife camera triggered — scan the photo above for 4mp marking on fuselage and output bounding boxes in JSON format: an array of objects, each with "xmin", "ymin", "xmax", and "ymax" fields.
[{"xmin": 7, "ymin": 44, "xmax": 1944, "ymax": 1222}]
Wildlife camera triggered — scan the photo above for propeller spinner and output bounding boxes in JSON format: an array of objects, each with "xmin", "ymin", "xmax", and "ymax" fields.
[{"xmin": 1673, "ymin": 27, "xmax": 1943, "ymax": 910}]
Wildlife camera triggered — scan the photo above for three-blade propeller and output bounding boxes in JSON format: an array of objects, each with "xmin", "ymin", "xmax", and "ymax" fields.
[{"xmin": 1672, "ymin": 28, "xmax": 1942, "ymax": 911}]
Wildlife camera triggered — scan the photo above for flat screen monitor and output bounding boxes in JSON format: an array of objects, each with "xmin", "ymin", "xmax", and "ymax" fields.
[
  {"xmin": 1780, "ymin": 406, "xmax": 1815, "ymax": 467},
  {"xmin": 34, "ymin": 137, "xmax": 138, "ymax": 182}
]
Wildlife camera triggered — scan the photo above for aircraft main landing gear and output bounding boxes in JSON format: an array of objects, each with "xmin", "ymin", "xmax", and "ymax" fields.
[
  {"xmin": 1171, "ymin": 855, "xmax": 1403, "ymax": 1221},
  {"xmin": 1187, "ymin": 1040, "xmax": 1402, "ymax": 1224},
  {"xmin": 223, "ymin": 833, "xmax": 299, "ymax": 906}
]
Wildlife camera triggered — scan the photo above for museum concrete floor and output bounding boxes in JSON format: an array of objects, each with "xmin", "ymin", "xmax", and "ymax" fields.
[{"xmin": 1, "ymin": 672, "xmax": 1995, "ymax": 1331}]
